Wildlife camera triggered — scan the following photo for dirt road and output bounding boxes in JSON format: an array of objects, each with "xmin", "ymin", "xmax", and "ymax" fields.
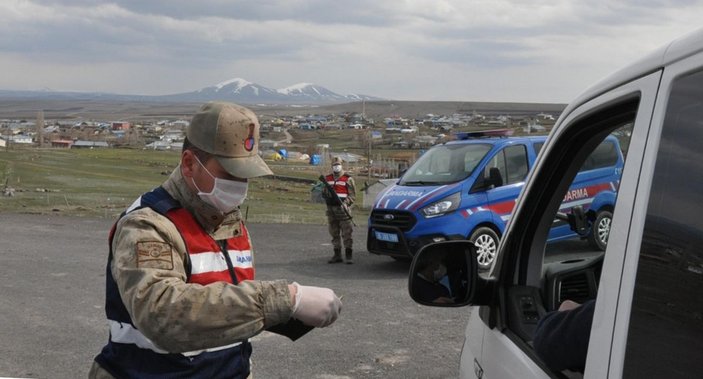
[{"xmin": 0, "ymin": 213, "xmax": 468, "ymax": 378}]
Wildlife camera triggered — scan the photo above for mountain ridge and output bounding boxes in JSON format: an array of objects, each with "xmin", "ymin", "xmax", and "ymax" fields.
[{"xmin": 0, "ymin": 78, "xmax": 383, "ymax": 105}]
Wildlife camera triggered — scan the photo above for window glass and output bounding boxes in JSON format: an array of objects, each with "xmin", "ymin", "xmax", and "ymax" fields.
[
  {"xmin": 623, "ymin": 69, "xmax": 703, "ymax": 378},
  {"xmin": 534, "ymin": 142, "xmax": 544, "ymax": 155},
  {"xmin": 580, "ymin": 140, "xmax": 618, "ymax": 171},
  {"xmin": 485, "ymin": 145, "xmax": 532, "ymax": 187},
  {"xmin": 429, "ymin": 154, "xmax": 450, "ymax": 173},
  {"xmin": 536, "ymin": 112, "xmax": 635, "ymax": 375},
  {"xmin": 487, "ymin": 149, "xmax": 507, "ymax": 187},
  {"xmin": 464, "ymin": 146, "xmax": 490, "ymax": 174},
  {"xmin": 400, "ymin": 143, "xmax": 491, "ymax": 185},
  {"xmin": 505, "ymin": 145, "xmax": 528, "ymax": 184}
]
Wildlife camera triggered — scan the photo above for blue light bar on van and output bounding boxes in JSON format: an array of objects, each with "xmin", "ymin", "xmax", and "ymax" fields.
[{"xmin": 454, "ymin": 128, "xmax": 514, "ymax": 140}]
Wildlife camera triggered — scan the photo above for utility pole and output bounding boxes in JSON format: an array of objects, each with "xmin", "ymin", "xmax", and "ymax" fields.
[
  {"xmin": 362, "ymin": 99, "xmax": 371, "ymax": 180},
  {"xmin": 4, "ymin": 121, "xmax": 9, "ymax": 151},
  {"xmin": 366, "ymin": 128, "xmax": 372, "ymax": 181},
  {"xmin": 36, "ymin": 110, "xmax": 45, "ymax": 148}
]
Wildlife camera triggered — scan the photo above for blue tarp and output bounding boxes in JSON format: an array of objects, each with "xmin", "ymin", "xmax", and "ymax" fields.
[{"xmin": 310, "ymin": 154, "xmax": 321, "ymax": 165}]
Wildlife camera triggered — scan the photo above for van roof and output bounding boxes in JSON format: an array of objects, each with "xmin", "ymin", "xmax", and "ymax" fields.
[
  {"xmin": 562, "ymin": 27, "xmax": 703, "ymax": 119},
  {"xmin": 453, "ymin": 129, "xmax": 514, "ymax": 139},
  {"xmin": 445, "ymin": 134, "xmax": 547, "ymax": 146}
]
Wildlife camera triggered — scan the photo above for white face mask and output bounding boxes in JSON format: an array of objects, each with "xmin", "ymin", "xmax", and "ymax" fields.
[
  {"xmin": 332, "ymin": 164, "xmax": 342, "ymax": 173},
  {"xmin": 191, "ymin": 156, "xmax": 248, "ymax": 214}
]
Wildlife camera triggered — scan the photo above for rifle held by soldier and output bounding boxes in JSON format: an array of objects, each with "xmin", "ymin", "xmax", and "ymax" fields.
[{"xmin": 319, "ymin": 175, "xmax": 356, "ymax": 226}]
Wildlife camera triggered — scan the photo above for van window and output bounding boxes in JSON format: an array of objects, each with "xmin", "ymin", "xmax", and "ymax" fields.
[
  {"xmin": 513, "ymin": 100, "xmax": 636, "ymax": 375},
  {"xmin": 464, "ymin": 146, "xmax": 490, "ymax": 173},
  {"xmin": 579, "ymin": 140, "xmax": 618, "ymax": 171},
  {"xmin": 399, "ymin": 143, "xmax": 492, "ymax": 185},
  {"xmin": 534, "ymin": 142, "xmax": 545, "ymax": 155},
  {"xmin": 623, "ymin": 69, "xmax": 703, "ymax": 378},
  {"xmin": 505, "ymin": 145, "xmax": 529, "ymax": 184},
  {"xmin": 487, "ymin": 145, "xmax": 528, "ymax": 186}
]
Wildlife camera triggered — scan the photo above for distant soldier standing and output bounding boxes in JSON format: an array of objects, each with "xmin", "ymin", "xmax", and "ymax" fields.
[{"xmin": 322, "ymin": 157, "xmax": 356, "ymax": 264}]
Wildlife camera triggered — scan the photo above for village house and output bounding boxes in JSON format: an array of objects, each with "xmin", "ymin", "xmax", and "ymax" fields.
[
  {"xmin": 50, "ymin": 139, "xmax": 73, "ymax": 148},
  {"xmin": 160, "ymin": 129, "xmax": 184, "ymax": 142},
  {"xmin": 111, "ymin": 121, "xmax": 130, "ymax": 130},
  {"xmin": 72, "ymin": 140, "xmax": 109, "ymax": 149},
  {"xmin": 8, "ymin": 135, "xmax": 33, "ymax": 144}
]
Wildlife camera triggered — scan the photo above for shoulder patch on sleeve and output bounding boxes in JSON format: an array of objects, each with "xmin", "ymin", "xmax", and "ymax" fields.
[{"xmin": 136, "ymin": 241, "xmax": 174, "ymax": 270}]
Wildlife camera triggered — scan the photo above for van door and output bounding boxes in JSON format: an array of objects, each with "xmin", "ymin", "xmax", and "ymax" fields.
[
  {"xmin": 598, "ymin": 54, "xmax": 703, "ymax": 379},
  {"xmin": 548, "ymin": 137, "xmax": 624, "ymax": 247},
  {"xmin": 473, "ymin": 71, "xmax": 660, "ymax": 379},
  {"xmin": 484, "ymin": 144, "xmax": 529, "ymax": 227}
]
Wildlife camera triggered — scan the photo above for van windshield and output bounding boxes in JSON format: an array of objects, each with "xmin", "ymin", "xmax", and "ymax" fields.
[{"xmin": 400, "ymin": 143, "xmax": 492, "ymax": 185}]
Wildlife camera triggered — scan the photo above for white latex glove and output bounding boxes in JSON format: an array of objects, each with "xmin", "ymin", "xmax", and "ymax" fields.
[{"xmin": 291, "ymin": 282, "xmax": 342, "ymax": 327}]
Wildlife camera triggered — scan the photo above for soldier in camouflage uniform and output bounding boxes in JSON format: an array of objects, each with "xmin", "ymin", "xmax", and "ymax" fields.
[
  {"xmin": 322, "ymin": 157, "xmax": 356, "ymax": 264},
  {"xmin": 89, "ymin": 102, "xmax": 342, "ymax": 379}
]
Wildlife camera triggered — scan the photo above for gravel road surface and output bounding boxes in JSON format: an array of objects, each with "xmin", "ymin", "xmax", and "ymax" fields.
[{"xmin": 0, "ymin": 213, "xmax": 469, "ymax": 379}]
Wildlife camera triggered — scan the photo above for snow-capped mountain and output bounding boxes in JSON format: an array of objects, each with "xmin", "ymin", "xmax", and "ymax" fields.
[
  {"xmin": 164, "ymin": 78, "xmax": 381, "ymax": 104},
  {"xmin": 159, "ymin": 78, "xmax": 286, "ymax": 103},
  {"xmin": 203, "ymin": 78, "xmax": 283, "ymax": 98},
  {"xmin": 0, "ymin": 78, "xmax": 384, "ymax": 104},
  {"xmin": 277, "ymin": 83, "xmax": 347, "ymax": 102}
]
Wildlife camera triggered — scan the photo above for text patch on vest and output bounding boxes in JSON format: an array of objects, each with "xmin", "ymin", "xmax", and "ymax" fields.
[{"xmin": 136, "ymin": 241, "xmax": 174, "ymax": 270}]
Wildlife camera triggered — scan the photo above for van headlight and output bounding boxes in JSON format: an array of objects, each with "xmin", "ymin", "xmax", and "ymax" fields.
[{"xmin": 420, "ymin": 192, "xmax": 461, "ymax": 218}]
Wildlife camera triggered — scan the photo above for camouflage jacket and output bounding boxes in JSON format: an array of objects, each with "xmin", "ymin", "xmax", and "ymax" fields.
[
  {"xmin": 107, "ymin": 167, "xmax": 294, "ymax": 352},
  {"xmin": 322, "ymin": 171, "xmax": 356, "ymax": 206}
]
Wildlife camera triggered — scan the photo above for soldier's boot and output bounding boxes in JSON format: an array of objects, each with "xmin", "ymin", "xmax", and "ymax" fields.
[
  {"xmin": 328, "ymin": 248, "xmax": 343, "ymax": 263},
  {"xmin": 345, "ymin": 248, "xmax": 353, "ymax": 264}
]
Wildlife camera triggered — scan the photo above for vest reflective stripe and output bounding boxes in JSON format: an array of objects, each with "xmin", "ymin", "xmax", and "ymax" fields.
[
  {"xmin": 325, "ymin": 174, "xmax": 351, "ymax": 198},
  {"xmin": 125, "ymin": 196, "xmax": 143, "ymax": 213},
  {"xmin": 166, "ymin": 208, "xmax": 255, "ymax": 284},
  {"xmin": 190, "ymin": 249, "xmax": 253, "ymax": 275},
  {"xmin": 109, "ymin": 320, "xmax": 168, "ymax": 354},
  {"xmin": 109, "ymin": 320, "xmax": 243, "ymax": 356}
]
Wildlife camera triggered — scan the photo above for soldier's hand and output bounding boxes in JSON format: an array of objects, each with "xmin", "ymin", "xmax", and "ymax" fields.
[{"xmin": 290, "ymin": 282, "xmax": 342, "ymax": 327}]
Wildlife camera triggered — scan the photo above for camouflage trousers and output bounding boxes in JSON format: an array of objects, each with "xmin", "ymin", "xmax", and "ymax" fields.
[{"xmin": 326, "ymin": 206, "xmax": 353, "ymax": 250}]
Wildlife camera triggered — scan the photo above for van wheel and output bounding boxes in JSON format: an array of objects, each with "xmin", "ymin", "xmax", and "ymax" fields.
[
  {"xmin": 470, "ymin": 227, "xmax": 500, "ymax": 270},
  {"xmin": 588, "ymin": 210, "xmax": 612, "ymax": 251}
]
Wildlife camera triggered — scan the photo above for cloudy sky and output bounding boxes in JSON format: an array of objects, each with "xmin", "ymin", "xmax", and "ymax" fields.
[{"xmin": 1, "ymin": 0, "xmax": 701, "ymax": 103}]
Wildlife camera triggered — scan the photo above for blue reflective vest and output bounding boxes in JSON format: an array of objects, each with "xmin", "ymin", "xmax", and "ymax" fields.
[{"xmin": 94, "ymin": 187, "xmax": 252, "ymax": 379}]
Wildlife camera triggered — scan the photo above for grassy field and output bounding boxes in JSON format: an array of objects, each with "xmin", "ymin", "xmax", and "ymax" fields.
[
  {"xmin": 0, "ymin": 99, "xmax": 564, "ymax": 223},
  {"xmin": 0, "ymin": 99, "xmax": 566, "ymax": 121},
  {"xmin": 0, "ymin": 146, "xmax": 371, "ymax": 225}
]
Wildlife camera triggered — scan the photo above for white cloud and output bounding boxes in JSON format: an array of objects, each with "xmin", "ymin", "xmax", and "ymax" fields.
[{"xmin": 0, "ymin": 0, "xmax": 702, "ymax": 102}]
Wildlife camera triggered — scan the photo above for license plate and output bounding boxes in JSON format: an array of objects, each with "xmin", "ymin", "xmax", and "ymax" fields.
[{"xmin": 375, "ymin": 231, "xmax": 399, "ymax": 243}]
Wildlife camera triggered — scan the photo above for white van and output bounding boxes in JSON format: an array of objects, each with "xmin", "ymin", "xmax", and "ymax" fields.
[{"xmin": 408, "ymin": 28, "xmax": 703, "ymax": 378}]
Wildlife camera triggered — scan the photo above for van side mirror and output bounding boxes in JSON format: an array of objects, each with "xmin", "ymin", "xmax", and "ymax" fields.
[
  {"xmin": 487, "ymin": 167, "xmax": 503, "ymax": 188},
  {"xmin": 408, "ymin": 241, "xmax": 490, "ymax": 307},
  {"xmin": 470, "ymin": 167, "xmax": 502, "ymax": 193}
]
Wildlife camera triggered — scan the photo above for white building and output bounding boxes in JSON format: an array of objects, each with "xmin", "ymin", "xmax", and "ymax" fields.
[{"xmin": 9, "ymin": 135, "xmax": 33, "ymax": 144}]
